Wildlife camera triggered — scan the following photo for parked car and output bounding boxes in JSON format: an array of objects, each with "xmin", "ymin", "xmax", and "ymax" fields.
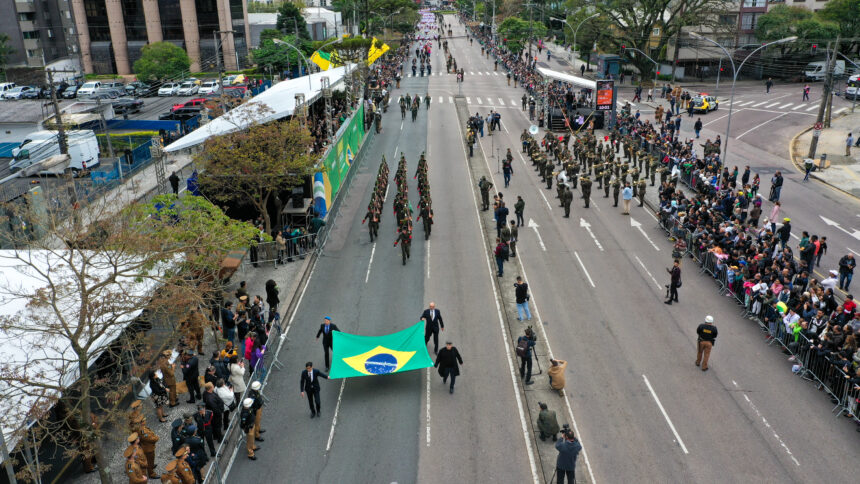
[
  {"xmin": 158, "ymin": 83, "xmax": 180, "ymax": 96},
  {"xmin": 199, "ymin": 81, "xmax": 220, "ymax": 95},
  {"xmin": 170, "ymin": 98, "xmax": 208, "ymax": 112},
  {"xmin": 20, "ymin": 86, "xmax": 44, "ymax": 99},
  {"xmin": 61, "ymin": 84, "xmax": 80, "ymax": 99},
  {"xmin": 113, "ymin": 97, "xmax": 144, "ymax": 115},
  {"xmin": 76, "ymin": 81, "xmax": 101, "ymax": 97},
  {"xmin": 125, "ymin": 81, "xmax": 156, "ymax": 97},
  {"xmin": 2, "ymin": 86, "xmax": 35, "ymax": 100},
  {"xmin": 177, "ymin": 81, "xmax": 199, "ymax": 96},
  {"xmin": 95, "ymin": 87, "xmax": 124, "ymax": 99},
  {"xmin": 691, "ymin": 94, "xmax": 719, "ymax": 113},
  {"xmin": 158, "ymin": 106, "xmax": 202, "ymax": 120},
  {"xmin": 221, "ymin": 75, "xmax": 237, "ymax": 86},
  {"xmin": 223, "ymin": 85, "xmax": 248, "ymax": 98},
  {"xmin": 100, "ymin": 81, "xmax": 125, "ymax": 90},
  {"xmin": 0, "ymin": 83, "xmax": 17, "ymax": 97}
]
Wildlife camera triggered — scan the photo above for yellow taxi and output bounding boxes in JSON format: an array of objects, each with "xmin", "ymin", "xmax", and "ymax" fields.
[{"xmin": 691, "ymin": 93, "xmax": 719, "ymax": 113}]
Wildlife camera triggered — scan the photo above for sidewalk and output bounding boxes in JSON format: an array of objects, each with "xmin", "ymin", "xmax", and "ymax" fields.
[{"xmin": 790, "ymin": 110, "xmax": 860, "ymax": 198}]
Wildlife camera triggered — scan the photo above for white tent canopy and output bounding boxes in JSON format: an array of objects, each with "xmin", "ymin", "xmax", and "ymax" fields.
[
  {"xmin": 164, "ymin": 65, "xmax": 351, "ymax": 153},
  {"xmin": 0, "ymin": 250, "xmax": 162, "ymax": 450},
  {"xmin": 537, "ymin": 67, "xmax": 597, "ymax": 90}
]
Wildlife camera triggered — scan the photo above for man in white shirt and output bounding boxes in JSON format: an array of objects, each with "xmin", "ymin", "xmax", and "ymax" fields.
[
  {"xmin": 783, "ymin": 308, "xmax": 800, "ymax": 333},
  {"xmin": 820, "ymin": 270, "xmax": 839, "ymax": 292}
]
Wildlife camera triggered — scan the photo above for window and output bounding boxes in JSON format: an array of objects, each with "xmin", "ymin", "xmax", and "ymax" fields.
[
  {"xmin": 23, "ymin": 31, "xmax": 40, "ymax": 39},
  {"xmin": 741, "ymin": 12, "xmax": 761, "ymax": 30},
  {"xmin": 66, "ymin": 10, "xmax": 71, "ymax": 18},
  {"xmin": 18, "ymin": 12, "xmax": 36, "ymax": 21},
  {"xmin": 27, "ymin": 50, "xmax": 39, "ymax": 58},
  {"xmin": 47, "ymin": 29, "xmax": 53, "ymax": 38},
  {"xmin": 743, "ymin": 0, "xmax": 766, "ymax": 7},
  {"xmin": 652, "ymin": 27, "xmax": 661, "ymax": 36},
  {"xmin": 719, "ymin": 14, "xmax": 737, "ymax": 25}
]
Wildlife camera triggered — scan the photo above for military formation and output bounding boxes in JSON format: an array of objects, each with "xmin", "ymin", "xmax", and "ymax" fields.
[
  {"xmin": 392, "ymin": 154, "xmax": 414, "ymax": 265},
  {"xmin": 518, "ymin": 127, "xmax": 659, "ymax": 218},
  {"xmin": 414, "ymin": 152, "xmax": 434, "ymax": 241},
  {"xmin": 362, "ymin": 157, "xmax": 389, "ymax": 242}
]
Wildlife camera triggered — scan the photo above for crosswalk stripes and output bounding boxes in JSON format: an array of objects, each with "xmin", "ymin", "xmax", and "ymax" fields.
[
  {"xmin": 466, "ymin": 97, "xmax": 471, "ymax": 104},
  {"xmin": 498, "ymin": 98, "xmax": 504, "ymax": 105},
  {"xmin": 805, "ymin": 104, "xmax": 818, "ymax": 111},
  {"xmin": 737, "ymin": 101, "xmax": 754, "ymax": 106},
  {"xmin": 752, "ymin": 101, "xmax": 769, "ymax": 107},
  {"xmin": 510, "ymin": 99, "xmax": 517, "ymax": 106},
  {"xmin": 437, "ymin": 96, "xmax": 442, "ymax": 104},
  {"xmin": 469, "ymin": 71, "xmax": 474, "ymax": 75},
  {"xmin": 765, "ymin": 102, "xmax": 781, "ymax": 108},
  {"xmin": 449, "ymin": 96, "xmax": 454, "ymax": 104},
  {"xmin": 792, "ymin": 104, "xmax": 806, "ymax": 110},
  {"xmin": 493, "ymin": 72, "xmax": 499, "ymax": 75},
  {"xmin": 779, "ymin": 103, "xmax": 794, "ymax": 109},
  {"xmin": 477, "ymin": 71, "xmax": 483, "ymax": 75},
  {"xmin": 477, "ymin": 97, "xmax": 482, "ymax": 104}
]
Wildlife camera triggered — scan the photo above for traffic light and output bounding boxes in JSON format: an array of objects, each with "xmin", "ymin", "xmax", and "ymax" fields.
[
  {"xmin": 720, "ymin": 67, "xmax": 724, "ymax": 72},
  {"xmin": 656, "ymin": 71, "xmax": 660, "ymax": 76},
  {"xmin": 811, "ymin": 44, "xmax": 817, "ymax": 55},
  {"xmin": 620, "ymin": 45, "xmax": 626, "ymax": 55}
]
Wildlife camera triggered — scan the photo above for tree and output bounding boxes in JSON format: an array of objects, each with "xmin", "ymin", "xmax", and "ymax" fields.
[
  {"xmin": 195, "ymin": 118, "xmax": 316, "ymax": 234},
  {"xmin": 756, "ymin": 6, "xmax": 838, "ymax": 55},
  {"xmin": 566, "ymin": 0, "xmax": 735, "ymax": 81},
  {"xmin": 0, "ymin": 33, "xmax": 13, "ymax": 78},
  {"xmin": 252, "ymin": 34, "xmax": 311, "ymax": 74},
  {"xmin": 133, "ymin": 41, "xmax": 191, "ymax": 82},
  {"xmin": 0, "ymin": 192, "xmax": 258, "ymax": 484},
  {"xmin": 817, "ymin": 0, "xmax": 860, "ymax": 39},
  {"xmin": 498, "ymin": 17, "xmax": 547, "ymax": 54},
  {"xmin": 277, "ymin": 1, "xmax": 311, "ymax": 40}
]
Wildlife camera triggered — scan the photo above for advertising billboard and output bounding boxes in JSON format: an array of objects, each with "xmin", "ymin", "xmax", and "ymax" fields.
[{"xmin": 596, "ymin": 80, "xmax": 614, "ymax": 111}]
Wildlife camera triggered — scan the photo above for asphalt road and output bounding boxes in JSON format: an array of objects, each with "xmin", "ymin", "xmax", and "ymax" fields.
[{"xmin": 223, "ymin": 16, "xmax": 859, "ymax": 484}]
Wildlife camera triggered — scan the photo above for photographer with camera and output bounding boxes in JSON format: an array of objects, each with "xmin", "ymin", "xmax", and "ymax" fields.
[
  {"xmin": 516, "ymin": 327, "xmax": 537, "ymax": 385},
  {"xmin": 554, "ymin": 425, "xmax": 582, "ymax": 484},
  {"xmin": 537, "ymin": 402, "xmax": 560, "ymax": 441}
]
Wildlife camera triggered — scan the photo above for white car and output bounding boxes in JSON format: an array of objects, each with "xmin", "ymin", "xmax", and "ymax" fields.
[
  {"xmin": 177, "ymin": 81, "xmax": 199, "ymax": 96},
  {"xmin": 2, "ymin": 86, "xmax": 34, "ymax": 99},
  {"xmin": 199, "ymin": 81, "xmax": 220, "ymax": 95},
  {"xmin": 221, "ymin": 75, "xmax": 237, "ymax": 86},
  {"xmin": 76, "ymin": 81, "xmax": 101, "ymax": 97},
  {"xmin": 158, "ymin": 83, "xmax": 180, "ymax": 96}
]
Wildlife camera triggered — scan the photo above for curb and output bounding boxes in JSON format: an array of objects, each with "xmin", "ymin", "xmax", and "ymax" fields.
[{"xmin": 787, "ymin": 112, "xmax": 859, "ymax": 202}]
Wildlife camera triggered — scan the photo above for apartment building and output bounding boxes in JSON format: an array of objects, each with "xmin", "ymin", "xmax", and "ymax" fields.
[
  {"xmin": 69, "ymin": 0, "xmax": 252, "ymax": 75},
  {"xmin": 0, "ymin": 0, "xmax": 79, "ymax": 70}
]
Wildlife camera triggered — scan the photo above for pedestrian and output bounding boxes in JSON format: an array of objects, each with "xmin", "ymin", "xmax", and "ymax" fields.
[
  {"xmin": 169, "ymin": 171, "xmax": 180, "ymax": 195},
  {"xmin": 802, "ymin": 84, "xmax": 810, "ymax": 101},
  {"xmin": 514, "ymin": 196, "xmax": 525, "ymax": 226},
  {"xmin": 537, "ymin": 402, "xmax": 560, "ymax": 441},
  {"xmin": 202, "ymin": 382, "xmax": 225, "ymax": 443},
  {"xmin": 769, "ymin": 171, "xmax": 783, "ymax": 202},
  {"xmin": 514, "ymin": 276, "xmax": 532, "ymax": 321},
  {"xmin": 434, "ymin": 341, "xmax": 463, "ymax": 394},
  {"xmin": 494, "ymin": 237, "xmax": 508, "ymax": 277},
  {"xmin": 768, "ymin": 201, "xmax": 781, "ymax": 233},
  {"xmin": 580, "ymin": 64, "xmax": 585, "ymax": 77},
  {"xmin": 239, "ymin": 398, "xmax": 258, "ymax": 460},
  {"xmin": 695, "ymin": 315, "xmax": 718, "ymax": 371},
  {"xmin": 421, "ymin": 302, "xmax": 445, "ymax": 354},
  {"xmin": 265, "ymin": 279, "xmax": 279, "ymax": 323},
  {"xmin": 220, "ymin": 301, "xmax": 236, "ymax": 343},
  {"xmin": 147, "ymin": 369, "xmax": 170, "ymax": 423},
  {"xmin": 248, "ymin": 380, "xmax": 265, "ymax": 439},
  {"xmin": 765, "ymin": 77, "xmax": 773, "ymax": 93},
  {"xmin": 839, "ymin": 253, "xmax": 856, "ymax": 290},
  {"xmin": 495, "ymin": 201, "xmax": 509, "ymax": 238},
  {"xmin": 193, "ymin": 403, "xmax": 216, "ymax": 457},
  {"xmin": 181, "ymin": 350, "xmax": 201, "ymax": 404},
  {"xmin": 503, "ymin": 149, "xmax": 513, "ymax": 187},
  {"xmin": 665, "ymin": 259, "xmax": 681, "ymax": 305},
  {"xmin": 847, "ymin": 133, "xmax": 854, "ymax": 156},
  {"xmin": 621, "ymin": 182, "xmax": 633, "ymax": 215},
  {"xmin": 647, "ymin": 87, "xmax": 653, "ymax": 102},
  {"xmin": 694, "ymin": 118, "xmax": 702, "ymax": 139},
  {"xmin": 816, "ymin": 236, "xmax": 827, "ymax": 267},
  {"xmin": 509, "ymin": 220, "xmax": 518, "ymax": 257},
  {"xmin": 478, "ymin": 176, "xmax": 493, "ymax": 211},
  {"xmin": 300, "ymin": 361, "xmax": 328, "ymax": 418},
  {"xmin": 516, "ymin": 327, "xmax": 536, "ymax": 384},
  {"xmin": 554, "ymin": 427, "xmax": 583, "ymax": 484},
  {"xmin": 547, "ymin": 358, "xmax": 567, "ymax": 396},
  {"xmin": 316, "ymin": 316, "xmax": 339, "ymax": 369}
]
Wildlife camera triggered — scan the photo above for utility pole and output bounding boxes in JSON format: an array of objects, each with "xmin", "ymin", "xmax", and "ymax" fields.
[
  {"xmin": 807, "ymin": 34, "xmax": 840, "ymax": 160},
  {"xmin": 45, "ymin": 69, "xmax": 70, "ymax": 155}
]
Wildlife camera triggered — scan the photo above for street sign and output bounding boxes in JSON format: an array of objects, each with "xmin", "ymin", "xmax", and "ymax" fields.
[
  {"xmin": 813, "ymin": 129, "xmax": 822, "ymax": 138},
  {"xmin": 814, "ymin": 122, "xmax": 823, "ymax": 131}
]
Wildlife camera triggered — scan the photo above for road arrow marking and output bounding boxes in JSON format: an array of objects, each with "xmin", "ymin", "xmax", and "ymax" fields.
[
  {"xmin": 579, "ymin": 218, "xmax": 604, "ymax": 251},
  {"xmin": 528, "ymin": 218, "xmax": 546, "ymax": 251},
  {"xmin": 631, "ymin": 217, "xmax": 660, "ymax": 251},
  {"xmin": 820, "ymin": 215, "xmax": 860, "ymax": 240}
]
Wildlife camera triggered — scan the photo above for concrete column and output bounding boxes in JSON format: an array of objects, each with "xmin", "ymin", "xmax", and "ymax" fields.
[
  {"xmin": 241, "ymin": 0, "xmax": 251, "ymax": 58},
  {"xmin": 69, "ymin": 0, "xmax": 93, "ymax": 73},
  {"xmin": 104, "ymin": 0, "xmax": 130, "ymax": 74},
  {"xmin": 217, "ymin": 0, "xmax": 238, "ymax": 71},
  {"xmin": 141, "ymin": 0, "xmax": 163, "ymax": 44},
  {"xmin": 179, "ymin": 0, "xmax": 201, "ymax": 72}
]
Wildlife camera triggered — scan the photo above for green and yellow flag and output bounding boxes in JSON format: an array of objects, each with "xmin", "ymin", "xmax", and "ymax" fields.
[
  {"xmin": 329, "ymin": 321, "xmax": 433, "ymax": 378},
  {"xmin": 367, "ymin": 38, "xmax": 390, "ymax": 66},
  {"xmin": 310, "ymin": 50, "xmax": 333, "ymax": 71}
]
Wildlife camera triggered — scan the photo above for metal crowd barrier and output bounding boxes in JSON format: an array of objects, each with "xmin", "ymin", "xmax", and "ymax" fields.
[
  {"xmin": 654, "ymin": 214, "xmax": 859, "ymax": 423},
  {"xmin": 245, "ymin": 234, "xmax": 317, "ymax": 268}
]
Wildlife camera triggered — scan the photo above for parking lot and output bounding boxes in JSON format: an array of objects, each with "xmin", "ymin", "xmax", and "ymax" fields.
[{"xmin": 0, "ymin": 92, "xmax": 207, "ymax": 124}]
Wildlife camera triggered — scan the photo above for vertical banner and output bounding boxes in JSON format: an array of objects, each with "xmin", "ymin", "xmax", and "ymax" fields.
[
  {"xmin": 595, "ymin": 80, "xmax": 614, "ymax": 111},
  {"xmin": 320, "ymin": 103, "xmax": 367, "ymax": 210}
]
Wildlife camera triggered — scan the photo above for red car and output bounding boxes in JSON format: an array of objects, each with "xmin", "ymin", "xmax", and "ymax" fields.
[{"xmin": 170, "ymin": 98, "xmax": 208, "ymax": 112}]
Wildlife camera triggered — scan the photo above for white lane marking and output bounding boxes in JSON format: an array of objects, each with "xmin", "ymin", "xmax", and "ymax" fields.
[
  {"xmin": 736, "ymin": 112, "xmax": 790, "ymax": 140},
  {"xmin": 449, "ymin": 96, "xmax": 453, "ymax": 103},
  {"xmin": 635, "ymin": 255, "xmax": 663, "ymax": 290},
  {"xmin": 477, "ymin": 97, "xmax": 483, "ymax": 104},
  {"xmin": 494, "ymin": 71, "xmax": 499, "ymax": 76},
  {"xmin": 847, "ymin": 247, "xmax": 860, "ymax": 257},
  {"xmin": 425, "ymin": 368, "xmax": 431, "ymax": 446},
  {"xmin": 469, "ymin": 71, "xmax": 474, "ymax": 75},
  {"xmin": 510, "ymin": 99, "xmax": 517, "ymax": 106},
  {"xmin": 703, "ymin": 112, "xmax": 733, "ymax": 126},
  {"xmin": 426, "ymin": 239, "xmax": 431, "ymax": 279},
  {"xmin": 805, "ymin": 104, "xmax": 819, "ymax": 112},
  {"xmin": 466, "ymin": 97, "xmax": 471, "ymax": 104},
  {"xmin": 498, "ymin": 97, "xmax": 505, "ymax": 105},
  {"xmin": 365, "ymin": 242, "xmax": 376, "ymax": 283},
  {"xmin": 579, "ymin": 218, "xmax": 604, "ymax": 251},
  {"xmin": 325, "ymin": 379, "xmax": 347, "ymax": 453},
  {"xmin": 641, "ymin": 206, "xmax": 658, "ymax": 222},
  {"xmin": 765, "ymin": 102, "xmax": 781, "ymax": 108},
  {"xmin": 779, "ymin": 103, "xmax": 793, "ymax": 109},
  {"xmin": 642, "ymin": 374, "xmax": 689, "ymax": 454},
  {"xmin": 574, "ymin": 251, "xmax": 596, "ymax": 287},
  {"xmin": 438, "ymin": 96, "xmax": 442, "ymax": 104},
  {"xmin": 477, "ymin": 71, "xmax": 483, "ymax": 75},
  {"xmin": 835, "ymin": 107, "xmax": 847, "ymax": 115},
  {"xmin": 752, "ymin": 101, "xmax": 769, "ymax": 107},
  {"xmin": 527, "ymin": 218, "xmax": 547, "ymax": 251},
  {"xmin": 792, "ymin": 104, "xmax": 806, "ymax": 110},
  {"xmin": 454, "ymin": 113, "xmax": 542, "ymax": 484},
  {"xmin": 737, "ymin": 101, "xmax": 754, "ymax": 106},
  {"xmin": 393, "ymin": 144, "xmax": 399, "ymax": 158},
  {"xmin": 631, "ymin": 217, "xmax": 660, "ymax": 251},
  {"xmin": 742, "ymin": 393, "xmax": 800, "ymax": 466}
]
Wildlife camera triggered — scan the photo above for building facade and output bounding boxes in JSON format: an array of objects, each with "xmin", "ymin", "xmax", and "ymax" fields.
[
  {"xmin": 0, "ymin": 0, "xmax": 79, "ymax": 69},
  {"xmin": 70, "ymin": 0, "xmax": 252, "ymax": 75}
]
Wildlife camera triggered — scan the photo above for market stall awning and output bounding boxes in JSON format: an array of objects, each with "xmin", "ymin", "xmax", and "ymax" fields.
[
  {"xmin": 536, "ymin": 67, "xmax": 597, "ymax": 90},
  {"xmin": 164, "ymin": 65, "xmax": 352, "ymax": 153}
]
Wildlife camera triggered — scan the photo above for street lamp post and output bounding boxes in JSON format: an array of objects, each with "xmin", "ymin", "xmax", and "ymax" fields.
[
  {"xmin": 688, "ymin": 32, "xmax": 797, "ymax": 164},
  {"xmin": 623, "ymin": 46, "xmax": 659, "ymax": 91},
  {"xmin": 273, "ymin": 39, "xmax": 313, "ymax": 90},
  {"xmin": 569, "ymin": 13, "xmax": 599, "ymax": 66}
]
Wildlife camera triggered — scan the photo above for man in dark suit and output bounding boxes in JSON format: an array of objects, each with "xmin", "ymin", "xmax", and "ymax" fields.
[
  {"xmin": 421, "ymin": 302, "xmax": 445, "ymax": 354},
  {"xmin": 299, "ymin": 362, "xmax": 328, "ymax": 418},
  {"xmin": 181, "ymin": 350, "xmax": 201, "ymax": 403},
  {"xmin": 315, "ymin": 316, "xmax": 339, "ymax": 369}
]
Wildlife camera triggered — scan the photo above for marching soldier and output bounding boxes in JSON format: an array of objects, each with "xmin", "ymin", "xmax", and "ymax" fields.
[
  {"xmin": 521, "ymin": 129, "xmax": 530, "ymax": 152},
  {"xmin": 362, "ymin": 203, "xmax": 380, "ymax": 242},
  {"xmin": 124, "ymin": 439, "xmax": 147, "ymax": 484},
  {"xmin": 508, "ymin": 220, "xmax": 518, "ymax": 257},
  {"xmin": 630, "ymin": 166, "xmax": 640, "ymax": 184},
  {"xmin": 544, "ymin": 163, "xmax": 554, "ymax": 190},
  {"xmin": 658, "ymin": 166, "xmax": 669, "ymax": 185},
  {"xmin": 561, "ymin": 185, "xmax": 573, "ymax": 218},
  {"xmin": 394, "ymin": 226, "xmax": 412, "ymax": 265},
  {"xmin": 478, "ymin": 176, "xmax": 493, "ymax": 211},
  {"xmin": 417, "ymin": 198, "xmax": 433, "ymax": 240},
  {"xmin": 612, "ymin": 177, "xmax": 621, "ymax": 207},
  {"xmin": 570, "ymin": 162, "xmax": 580, "ymax": 189},
  {"xmin": 650, "ymin": 157, "xmax": 659, "ymax": 186},
  {"xmin": 580, "ymin": 176, "xmax": 592, "ymax": 208},
  {"xmin": 425, "ymin": 93, "xmax": 431, "ymax": 110},
  {"xmin": 603, "ymin": 171, "xmax": 612, "ymax": 197},
  {"xmin": 637, "ymin": 180, "xmax": 647, "ymax": 207}
]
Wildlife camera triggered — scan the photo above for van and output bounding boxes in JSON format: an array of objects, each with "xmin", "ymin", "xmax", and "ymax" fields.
[
  {"xmin": 10, "ymin": 130, "xmax": 100, "ymax": 174},
  {"xmin": 77, "ymin": 81, "xmax": 101, "ymax": 97},
  {"xmin": 847, "ymin": 74, "xmax": 860, "ymax": 100},
  {"xmin": 0, "ymin": 82, "xmax": 16, "ymax": 97},
  {"xmin": 804, "ymin": 60, "xmax": 845, "ymax": 81}
]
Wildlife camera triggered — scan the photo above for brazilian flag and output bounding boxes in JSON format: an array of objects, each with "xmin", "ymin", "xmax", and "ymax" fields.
[{"xmin": 329, "ymin": 322, "xmax": 433, "ymax": 378}]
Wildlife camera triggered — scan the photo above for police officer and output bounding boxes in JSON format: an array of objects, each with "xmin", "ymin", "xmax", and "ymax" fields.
[
  {"xmin": 696, "ymin": 315, "xmax": 718, "ymax": 371},
  {"xmin": 240, "ymin": 398, "xmax": 258, "ymax": 460},
  {"xmin": 181, "ymin": 425, "xmax": 207, "ymax": 483},
  {"xmin": 478, "ymin": 176, "xmax": 493, "ymax": 211}
]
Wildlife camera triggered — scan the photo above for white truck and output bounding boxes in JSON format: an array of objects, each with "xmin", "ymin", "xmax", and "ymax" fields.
[
  {"xmin": 10, "ymin": 130, "xmax": 100, "ymax": 175},
  {"xmin": 847, "ymin": 74, "xmax": 860, "ymax": 100},
  {"xmin": 804, "ymin": 60, "xmax": 845, "ymax": 81}
]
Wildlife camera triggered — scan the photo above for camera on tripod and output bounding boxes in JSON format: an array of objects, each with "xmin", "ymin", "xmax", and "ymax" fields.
[{"xmin": 561, "ymin": 423, "xmax": 573, "ymax": 438}]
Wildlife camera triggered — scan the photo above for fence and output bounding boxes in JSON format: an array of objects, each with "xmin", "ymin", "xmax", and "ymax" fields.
[
  {"xmin": 658, "ymin": 215, "xmax": 859, "ymax": 425},
  {"xmin": 244, "ymin": 234, "xmax": 318, "ymax": 268}
]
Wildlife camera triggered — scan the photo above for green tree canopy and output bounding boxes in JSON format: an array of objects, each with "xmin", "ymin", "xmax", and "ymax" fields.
[
  {"xmin": 814, "ymin": 0, "xmax": 858, "ymax": 38},
  {"xmin": 756, "ymin": 5, "xmax": 838, "ymax": 54},
  {"xmin": 132, "ymin": 41, "xmax": 191, "ymax": 82},
  {"xmin": 252, "ymin": 34, "xmax": 312, "ymax": 74},
  {"xmin": 498, "ymin": 17, "xmax": 547, "ymax": 53},
  {"xmin": 0, "ymin": 33, "xmax": 13, "ymax": 77},
  {"xmin": 277, "ymin": 1, "xmax": 311, "ymax": 40}
]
